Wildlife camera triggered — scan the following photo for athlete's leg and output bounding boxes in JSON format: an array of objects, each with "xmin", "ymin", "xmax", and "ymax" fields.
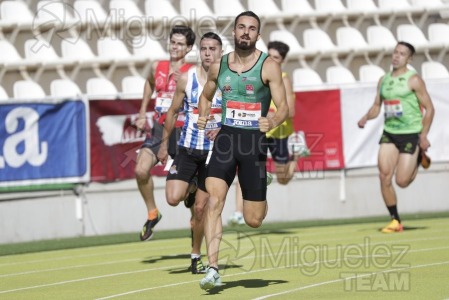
[
  {"xmin": 242, "ymin": 199, "xmax": 267, "ymax": 228},
  {"xmin": 204, "ymin": 177, "xmax": 229, "ymax": 269},
  {"xmin": 135, "ymin": 148, "xmax": 158, "ymax": 212},
  {"xmin": 378, "ymin": 143, "xmax": 400, "ymax": 207},
  {"xmin": 165, "ymin": 180, "xmax": 190, "ymax": 206},
  {"xmin": 191, "ymin": 188, "xmax": 208, "ymax": 255},
  {"xmin": 395, "ymin": 147, "xmax": 420, "ymax": 188}
]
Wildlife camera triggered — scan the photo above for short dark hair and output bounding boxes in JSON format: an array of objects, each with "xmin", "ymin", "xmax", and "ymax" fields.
[
  {"xmin": 234, "ymin": 11, "xmax": 261, "ymax": 34},
  {"xmin": 201, "ymin": 32, "xmax": 222, "ymax": 46},
  {"xmin": 397, "ymin": 41, "xmax": 415, "ymax": 56},
  {"xmin": 267, "ymin": 41, "xmax": 290, "ymax": 59},
  {"xmin": 170, "ymin": 25, "xmax": 196, "ymax": 46}
]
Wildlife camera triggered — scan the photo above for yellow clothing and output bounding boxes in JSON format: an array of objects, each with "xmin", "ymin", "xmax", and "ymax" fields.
[{"xmin": 266, "ymin": 72, "xmax": 294, "ymax": 139}]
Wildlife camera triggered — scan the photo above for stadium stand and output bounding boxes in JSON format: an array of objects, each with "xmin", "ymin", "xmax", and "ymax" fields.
[
  {"xmin": 74, "ymin": 0, "xmax": 109, "ymax": 26},
  {"xmin": 50, "ymin": 79, "xmax": 83, "ymax": 98},
  {"xmin": 421, "ymin": 61, "xmax": 449, "ymax": 79},
  {"xmin": 292, "ymin": 68, "xmax": 324, "ymax": 88},
  {"xmin": 121, "ymin": 75, "xmax": 146, "ymax": 98},
  {"xmin": 247, "ymin": 0, "xmax": 281, "ymax": 20},
  {"xmin": 0, "ymin": 85, "xmax": 9, "ymax": 101},
  {"xmin": 13, "ymin": 80, "xmax": 47, "ymax": 99},
  {"xmin": 109, "ymin": 0, "xmax": 144, "ymax": 21},
  {"xmin": 213, "ymin": 0, "xmax": 246, "ymax": 18},
  {"xmin": 181, "ymin": 0, "xmax": 216, "ymax": 20},
  {"xmin": 145, "ymin": 0, "xmax": 179, "ymax": 24},
  {"xmin": 86, "ymin": 77, "xmax": 119, "ymax": 99},
  {"xmin": 359, "ymin": 64, "xmax": 386, "ymax": 83},
  {"xmin": 326, "ymin": 66, "xmax": 357, "ymax": 84}
]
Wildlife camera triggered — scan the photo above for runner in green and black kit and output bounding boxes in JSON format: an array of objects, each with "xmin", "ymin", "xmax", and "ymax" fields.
[
  {"xmin": 196, "ymin": 11, "xmax": 289, "ymax": 290},
  {"xmin": 358, "ymin": 41, "xmax": 435, "ymax": 234}
]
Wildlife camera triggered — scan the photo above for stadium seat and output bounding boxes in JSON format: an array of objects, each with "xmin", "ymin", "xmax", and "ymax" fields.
[
  {"xmin": 378, "ymin": 0, "xmax": 412, "ymax": 10},
  {"xmin": 213, "ymin": 0, "xmax": 246, "ymax": 18},
  {"xmin": 397, "ymin": 24, "xmax": 442, "ymax": 49},
  {"xmin": 61, "ymin": 37, "xmax": 112, "ymax": 68},
  {"xmin": 292, "ymin": 68, "xmax": 324, "ymax": 88},
  {"xmin": 359, "ymin": 64, "xmax": 385, "ymax": 83},
  {"xmin": 336, "ymin": 27, "xmax": 369, "ymax": 51},
  {"xmin": 0, "ymin": 85, "xmax": 9, "ymax": 101},
  {"xmin": 0, "ymin": 0, "xmax": 34, "ymax": 29},
  {"xmin": 121, "ymin": 75, "xmax": 145, "ymax": 98},
  {"xmin": 346, "ymin": 0, "xmax": 378, "ymax": 12},
  {"xmin": 281, "ymin": 0, "xmax": 316, "ymax": 15},
  {"xmin": 132, "ymin": 36, "xmax": 169, "ymax": 61},
  {"xmin": 314, "ymin": 0, "xmax": 347, "ymax": 13},
  {"xmin": 24, "ymin": 38, "xmax": 62, "ymax": 63},
  {"xmin": 50, "ymin": 79, "xmax": 83, "ymax": 98},
  {"xmin": 0, "ymin": 39, "xmax": 25, "ymax": 64},
  {"xmin": 74, "ymin": 0, "xmax": 108, "ymax": 25},
  {"xmin": 86, "ymin": 77, "xmax": 119, "ymax": 99},
  {"xmin": 109, "ymin": 0, "xmax": 144, "ymax": 21},
  {"xmin": 13, "ymin": 80, "xmax": 47, "ymax": 99},
  {"xmin": 248, "ymin": 0, "xmax": 281, "ymax": 18},
  {"xmin": 97, "ymin": 37, "xmax": 146, "ymax": 65},
  {"xmin": 303, "ymin": 28, "xmax": 338, "ymax": 52},
  {"xmin": 145, "ymin": 0, "xmax": 179, "ymax": 23},
  {"xmin": 421, "ymin": 61, "xmax": 449, "ymax": 79},
  {"xmin": 326, "ymin": 66, "xmax": 357, "ymax": 84},
  {"xmin": 428, "ymin": 23, "xmax": 449, "ymax": 45},
  {"xmin": 269, "ymin": 30, "xmax": 304, "ymax": 57},
  {"xmin": 367, "ymin": 25, "xmax": 397, "ymax": 50},
  {"xmin": 185, "ymin": 44, "xmax": 200, "ymax": 64},
  {"xmin": 410, "ymin": 0, "xmax": 447, "ymax": 8},
  {"xmin": 181, "ymin": 0, "xmax": 216, "ymax": 20},
  {"xmin": 36, "ymin": 0, "xmax": 79, "ymax": 29}
]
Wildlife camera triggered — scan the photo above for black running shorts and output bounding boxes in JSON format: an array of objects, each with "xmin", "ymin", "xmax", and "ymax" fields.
[
  {"xmin": 379, "ymin": 130, "xmax": 419, "ymax": 154},
  {"xmin": 207, "ymin": 125, "xmax": 268, "ymax": 201},
  {"xmin": 141, "ymin": 121, "xmax": 181, "ymax": 159},
  {"xmin": 267, "ymin": 137, "xmax": 290, "ymax": 164},
  {"xmin": 166, "ymin": 146, "xmax": 209, "ymax": 192}
]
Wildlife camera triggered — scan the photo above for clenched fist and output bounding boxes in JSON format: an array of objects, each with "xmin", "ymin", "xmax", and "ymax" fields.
[
  {"xmin": 258, "ymin": 117, "xmax": 273, "ymax": 133},
  {"xmin": 197, "ymin": 116, "xmax": 208, "ymax": 130}
]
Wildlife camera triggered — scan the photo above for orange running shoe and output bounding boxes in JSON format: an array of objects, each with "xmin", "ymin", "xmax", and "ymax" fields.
[
  {"xmin": 418, "ymin": 150, "xmax": 431, "ymax": 169},
  {"xmin": 381, "ymin": 219, "xmax": 403, "ymax": 233}
]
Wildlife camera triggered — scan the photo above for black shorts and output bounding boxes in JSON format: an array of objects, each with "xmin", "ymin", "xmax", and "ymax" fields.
[
  {"xmin": 207, "ymin": 125, "xmax": 268, "ymax": 201},
  {"xmin": 267, "ymin": 137, "xmax": 289, "ymax": 164},
  {"xmin": 141, "ymin": 121, "xmax": 181, "ymax": 159},
  {"xmin": 166, "ymin": 146, "xmax": 209, "ymax": 192},
  {"xmin": 379, "ymin": 130, "xmax": 419, "ymax": 154}
]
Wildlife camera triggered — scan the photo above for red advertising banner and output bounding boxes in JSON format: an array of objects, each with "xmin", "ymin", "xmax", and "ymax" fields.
[
  {"xmin": 89, "ymin": 99, "xmax": 166, "ymax": 182},
  {"xmin": 292, "ymin": 89, "xmax": 345, "ymax": 171}
]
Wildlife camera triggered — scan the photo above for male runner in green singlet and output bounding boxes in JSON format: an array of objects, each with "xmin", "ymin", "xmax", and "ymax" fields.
[
  {"xmin": 196, "ymin": 11, "xmax": 289, "ymax": 290},
  {"xmin": 358, "ymin": 41, "xmax": 435, "ymax": 233}
]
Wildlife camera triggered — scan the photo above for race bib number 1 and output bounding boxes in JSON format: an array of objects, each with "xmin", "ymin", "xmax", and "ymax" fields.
[
  {"xmin": 225, "ymin": 101, "xmax": 261, "ymax": 129},
  {"xmin": 155, "ymin": 92, "xmax": 174, "ymax": 113},
  {"xmin": 384, "ymin": 99, "xmax": 403, "ymax": 119}
]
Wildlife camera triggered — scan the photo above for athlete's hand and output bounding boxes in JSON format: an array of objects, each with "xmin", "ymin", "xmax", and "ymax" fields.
[
  {"xmin": 197, "ymin": 116, "xmax": 208, "ymax": 130},
  {"xmin": 206, "ymin": 128, "xmax": 220, "ymax": 141},
  {"xmin": 357, "ymin": 116, "xmax": 368, "ymax": 129},
  {"xmin": 259, "ymin": 117, "xmax": 273, "ymax": 133},
  {"xmin": 419, "ymin": 134, "xmax": 431, "ymax": 152},
  {"xmin": 157, "ymin": 144, "xmax": 169, "ymax": 165}
]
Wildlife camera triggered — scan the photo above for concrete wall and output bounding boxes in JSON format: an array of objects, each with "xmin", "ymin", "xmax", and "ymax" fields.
[{"xmin": 1, "ymin": 163, "xmax": 448, "ymax": 244}]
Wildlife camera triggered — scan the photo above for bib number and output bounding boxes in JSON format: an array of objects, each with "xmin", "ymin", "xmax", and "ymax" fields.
[
  {"xmin": 225, "ymin": 101, "xmax": 261, "ymax": 129},
  {"xmin": 384, "ymin": 99, "xmax": 403, "ymax": 119},
  {"xmin": 155, "ymin": 92, "xmax": 174, "ymax": 113}
]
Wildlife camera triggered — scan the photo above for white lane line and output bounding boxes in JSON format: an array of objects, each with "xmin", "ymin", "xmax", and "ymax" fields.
[
  {"xmin": 93, "ymin": 245, "xmax": 449, "ymax": 299},
  {"xmin": 252, "ymin": 260, "xmax": 449, "ymax": 300}
]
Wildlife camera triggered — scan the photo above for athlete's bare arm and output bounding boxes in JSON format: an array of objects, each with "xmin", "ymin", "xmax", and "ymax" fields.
[
  {"xmin": 157, "ymin": 71, "xmax": 189, "ymax": 164},
  {"xmin": 409, "ymin": 74, "xmax": 435, "ymax": 151},
  {"xmin": 283, "ymin": 74, "xmax": 296, "ymax": 119},
  {"xmin": 260, "ymin": 57, "xmax": 288, "ymax": 133},
  {"xmin": 358, "ymin": 76, "xmax": 384, "ymax": 128},
  {"xmin": 136, "ymin": 61, "xmax": 158, "ymax": 131},
  {"xmin": 197, "ymin": 61, "xmax": 219, "ymax": 130}
]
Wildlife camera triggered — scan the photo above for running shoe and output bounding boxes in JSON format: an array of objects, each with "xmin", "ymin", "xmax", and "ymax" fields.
[
  {"xmin": 199, "ymin": 267, "xmax": 222, "ymax": 290},
  {"xmin": 418, "ymin": 149, "xmax": 431, "ymax": 169},
  {"xmin": 228, "ymin": 211, "xmax": 245, "ymax": 226},
  {"xmin": 190, "ymin": 257, "xmax": 207, "ymax": 274},
  {"xmin": 184, "ymin": 177, "xmax": 198, "ymax": 208},
  {"xmin": 267, "ymin": 172, "xmax": 273, "ymax": 186},
  {"xmin": 381, "ymin": 219, "xmax": 403, "ymax": 233},
  {"xmin": 139, "ymin": 213, "xmax": 162, "ymax": 241}
]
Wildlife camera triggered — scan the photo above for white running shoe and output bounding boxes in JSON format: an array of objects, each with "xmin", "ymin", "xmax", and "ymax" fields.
[
  {"xmin": 199, "ymin": 267, "xmax": 222, "ymax": 290},
  {"xmin": 288, "ymin": 131, "xmax": 310, "ymax": 157},
  {"xmin": 228, "ymin": 211, "xmax": 245, "ymax": 226}
]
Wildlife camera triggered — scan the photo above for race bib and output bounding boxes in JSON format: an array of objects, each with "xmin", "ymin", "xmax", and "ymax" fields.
[
  {"xmin": 193, "ymin": 107, "xmax": 222, "ymax": 130},
  {"xmin": 225, "ymin": 101, "xmax": 261, "ymax": 129},
  {"xmin": 384, "ymin": 99, "xmax": 403, "ymax": 119},
  {"xmin": 155, "ymin": 92, "xmax": 174, "ymax": 113}
]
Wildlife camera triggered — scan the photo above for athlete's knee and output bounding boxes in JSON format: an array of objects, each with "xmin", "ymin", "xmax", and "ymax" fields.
[
  {"xmin": 245, "ymin": 216, "xmax": 264, "ymax": 228},
  {"xmin": 135, "ymin": 165, "xmax": 150, "ymax": 182},
  {"xmin": 165, "ymin": 190, "xmax": 183, "ymax": 207},
  {"xmin": 379, "ymin": 172, "xmax": 393, "ymax": 186},
  {"xmin": 395, "ymin": 176, "xmax": 412, "ymax": 188}
]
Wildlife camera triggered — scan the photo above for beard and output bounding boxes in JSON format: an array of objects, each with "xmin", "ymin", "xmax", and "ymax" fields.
[{"xmin": 234, "ymin": 35, "xmax": 256, "ymax": 50}]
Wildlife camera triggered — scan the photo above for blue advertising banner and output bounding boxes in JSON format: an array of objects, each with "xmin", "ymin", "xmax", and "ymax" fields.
[{"xmin": 0, "ymin": 98, "xmax": 90, "ymax": 187}]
